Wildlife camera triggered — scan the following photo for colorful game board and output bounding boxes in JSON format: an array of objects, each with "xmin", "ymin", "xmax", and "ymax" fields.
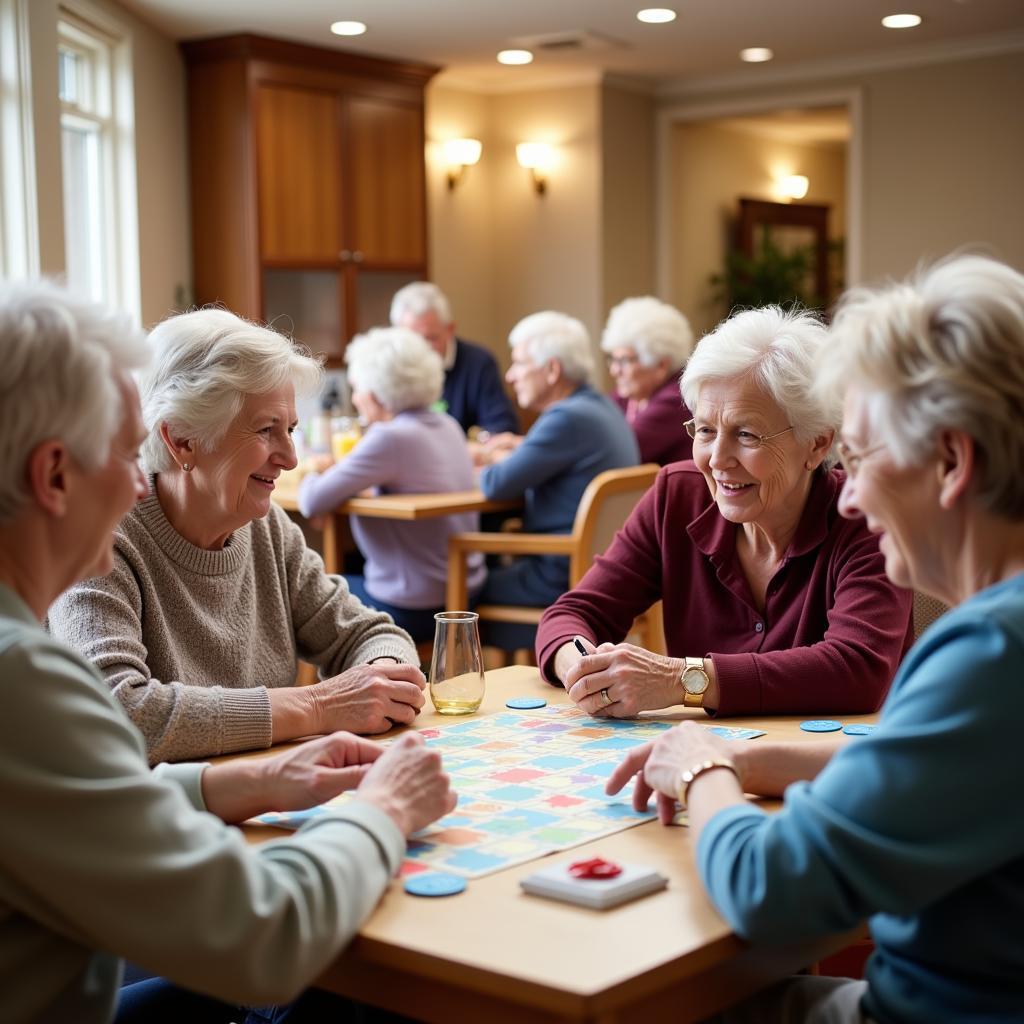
[{"xmin": 252, "ymin": 703, "xmax": 677, "ymax": 879}]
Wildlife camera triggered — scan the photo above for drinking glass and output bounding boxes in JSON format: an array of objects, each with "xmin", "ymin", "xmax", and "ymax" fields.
[
  {"xmin": 330, "ymin": 416, "xmax": 362, "ymax": 460},
  {"xmin": 429, "ymin": 611, "xmax": 485, "ymax": 715}
]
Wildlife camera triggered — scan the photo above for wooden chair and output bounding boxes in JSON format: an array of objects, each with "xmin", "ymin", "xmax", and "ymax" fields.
[
  {"xmin": 912, "ymin": 590, "xmax": 948, "ymax": 639},
  {"xmin": 446, "ymin": 465, "xmax": 661, "ymax": 653}
]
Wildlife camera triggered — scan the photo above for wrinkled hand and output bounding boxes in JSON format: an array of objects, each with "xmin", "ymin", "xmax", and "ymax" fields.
[
  {"xmin": 565, "ymin": 642, "xmax": 683, "ymax": 718},
  {"xmin": 202, "ymin": 731, "xmax": 386, "ymax": 823},
  {"xmin": 308, "ymin": 662, "xmax": 426, "ymax": 735},
  {"xmin": 606, "ymin": 722, "xmax": 735, "ymax": 824},
  {"xmin": 356, "ymin": 732, "xmax": 458, "ymax": 836}
]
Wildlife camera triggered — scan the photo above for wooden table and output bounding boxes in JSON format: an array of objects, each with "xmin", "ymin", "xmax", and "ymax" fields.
[
  {"xmin": 243, "ymin": 666, "xmax": 869, "ymax": 1023},
  {"xmin": 273, "ymin": 477, "xmax": 522, "ymax": 575}
]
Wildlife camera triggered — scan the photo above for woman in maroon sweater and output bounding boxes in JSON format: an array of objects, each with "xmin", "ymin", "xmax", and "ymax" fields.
[
  {"xmin": 538, "ymin": 306, "xmax": 913, "ymax": 718},
  {"xmin": 601, "ymin": 296, "xmax": 695, "ymax": 466}
]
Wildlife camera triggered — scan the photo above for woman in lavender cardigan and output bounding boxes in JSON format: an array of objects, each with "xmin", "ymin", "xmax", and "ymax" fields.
[{"xmin": 299, "ymin": 327, "xmax": 486, "ymax": 642}]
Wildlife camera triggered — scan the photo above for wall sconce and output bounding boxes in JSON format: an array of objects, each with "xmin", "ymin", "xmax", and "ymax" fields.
[
  {"xmin": 444, "ymin": 138, "xmax": 482, "ymax": 190},
  {"xmin": 776, "ymin": 174, "xmax": 810, "ymax": 201},
  {"xmin": 516, "ymin": 142, "xmax": 555, "ymax": 195}
]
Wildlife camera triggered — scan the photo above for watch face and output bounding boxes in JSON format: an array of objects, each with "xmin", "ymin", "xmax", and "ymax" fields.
[{"xmin": 682, "ymin": 667, "xmax": 708, "ymax": 695}]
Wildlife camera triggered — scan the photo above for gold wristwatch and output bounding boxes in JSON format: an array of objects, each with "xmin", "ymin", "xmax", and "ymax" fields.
[{"xmin": 680, "ymin": 657, "xmax": 710, "ymax": 708}]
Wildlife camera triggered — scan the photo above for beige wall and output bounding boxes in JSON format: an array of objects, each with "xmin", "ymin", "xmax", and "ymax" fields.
[
  {"xmin": 670, "ymin": 120, "xmax": 847, "ymax": 335},
  {"xmin": 661, "ymin": 50, "xmax": 1024, "ymax": 305},
  {"xmin": 427, "ymin": 79, "xmax": 653, "ymax": 378},
  {"xmin": 24, "ymin": 0, "xmax": 190, "ymax": 326}
]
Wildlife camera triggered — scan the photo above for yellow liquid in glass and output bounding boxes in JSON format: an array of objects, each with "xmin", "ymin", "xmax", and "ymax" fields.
[
  {"xmin": 432, "ymin": 696, "xmax": 483, "ymax": 716},
  {"xmin": 331, "ymin": 432, "xmax": 360, "ymax": 460}
]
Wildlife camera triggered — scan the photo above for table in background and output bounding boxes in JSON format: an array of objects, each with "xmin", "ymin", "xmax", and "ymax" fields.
[
  {"xmin": 240, "ymin": 665, "xmax": 869, "ymax": 1023},
  {"xmin": 273, "ymin": 478, "xmax": 521, "ymax": 575}
]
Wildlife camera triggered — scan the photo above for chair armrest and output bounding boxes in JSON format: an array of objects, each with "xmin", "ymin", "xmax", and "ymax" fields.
[{"xmin": 446, "ymin": 532, "xmax": 574, "ymax": 610}]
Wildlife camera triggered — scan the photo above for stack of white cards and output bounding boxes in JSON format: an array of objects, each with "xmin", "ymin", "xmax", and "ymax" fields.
[{"xmin": 520, "ymin": 861, "xmax": 668, "ymax": 909}]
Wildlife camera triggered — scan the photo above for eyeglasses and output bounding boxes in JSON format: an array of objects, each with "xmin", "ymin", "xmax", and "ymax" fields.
[
  {"xmin": 606, "ymin": 353, "xmax": 640, "ymax": 369},
  {"xmin": 684, "ymin": 419, "xmax": 794, "ymax": 450},
  {"xmin": 835, "ymin": 440, "xmax": 887, "ymax": 478}
]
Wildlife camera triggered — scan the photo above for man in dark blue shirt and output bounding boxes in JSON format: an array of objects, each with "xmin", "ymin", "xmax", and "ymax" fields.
[{"xmin": 390, "ymin": 282, "xmax": 518, "ymax": 435}]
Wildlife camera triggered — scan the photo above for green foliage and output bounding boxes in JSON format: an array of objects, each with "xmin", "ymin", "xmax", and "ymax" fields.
[{"xmin": 710, "ymin": 229, "xmax": 823, "ymax": 312}]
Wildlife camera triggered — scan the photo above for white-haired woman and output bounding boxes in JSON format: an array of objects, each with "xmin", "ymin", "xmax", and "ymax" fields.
[
  {"xmin": 50, "ymin": 309, "xmax": 428, "ymax": 765},
  {"xmin": 606, "ymin": 254, "xmax": 1024, "ymax": 1024},
  {"xmin": 476, "ymin": 312, "xmax": 639, "ymax": 645},
  {"xmin": 0, "ymin": 281, "xmax": 454, "ymax": 1023},
  {"xmin": 297, "ymin": 328, "xmax": 485, "ymax": 643},
  {"xmin": 539, "ymin": 305, "xmax": 912, "ymax": 716},
  {"xmin": 601, "ymin": 296, "xmax": 695, "ymax": 465}
]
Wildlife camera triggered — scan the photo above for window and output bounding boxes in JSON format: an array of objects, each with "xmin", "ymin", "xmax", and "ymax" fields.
[
  {"xmin": 58, "ymin": 4, "xmax": 139, "ymax": 317},
  {"xmin": 0, "ymin": 0, "xmax": 37, "ymax": 278}
]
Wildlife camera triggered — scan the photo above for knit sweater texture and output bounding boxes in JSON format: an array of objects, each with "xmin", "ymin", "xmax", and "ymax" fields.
[{"xmin": 48, "ymin": 481, "xmax": 416, "ymax": 764}]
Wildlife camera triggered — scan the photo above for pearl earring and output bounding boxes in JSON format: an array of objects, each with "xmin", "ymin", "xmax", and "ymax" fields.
[{"xmin": 182, "ymin": 462, "xmax": 192, "ymax": 472}]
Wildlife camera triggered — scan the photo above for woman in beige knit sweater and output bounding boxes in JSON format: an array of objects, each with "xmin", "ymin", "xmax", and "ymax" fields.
[{"xmin": 50, "ymin": 309, "xmax": 427, "ymax": 764}]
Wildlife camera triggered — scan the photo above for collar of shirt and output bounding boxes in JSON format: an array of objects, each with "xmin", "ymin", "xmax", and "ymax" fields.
[{"xmin": 444, "ymin": 338, "xmax": 457, "ymax": 371}]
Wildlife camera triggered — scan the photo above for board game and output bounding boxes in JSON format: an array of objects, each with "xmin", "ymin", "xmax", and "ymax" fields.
[{"xmin": 253, "ymin": 703, "xmax": 677, "ymax": 879}]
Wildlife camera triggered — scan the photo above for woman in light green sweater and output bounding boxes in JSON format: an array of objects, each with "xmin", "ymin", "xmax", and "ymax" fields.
[
  {"xmin": 0, "ymin": 281, "xmax": 455, "ymax": 1022},
  {"xmin": 50, "ymin": 308, "xmax": 427, "ymax": 764}
]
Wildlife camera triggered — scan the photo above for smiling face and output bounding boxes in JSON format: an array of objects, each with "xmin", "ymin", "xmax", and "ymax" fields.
[
  {"xmin": 187, "ymin": 382, "xmax": 298, "ymax": 537},
  {"xmin": 607, "ymin": 346, "xmax": 669, "ymax": 402},
  {"xmin": 837, "ymin": 387, "xmax": 940, "ymax": 591},
  {"xmin": 691, "ymin": 375, "xmax": 828, "ymax": 536}
]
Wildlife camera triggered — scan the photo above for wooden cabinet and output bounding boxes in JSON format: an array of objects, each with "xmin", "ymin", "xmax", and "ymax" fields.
[{"xmin": 182, "ymin": 34, "xmax": 437, "ymax": 363}]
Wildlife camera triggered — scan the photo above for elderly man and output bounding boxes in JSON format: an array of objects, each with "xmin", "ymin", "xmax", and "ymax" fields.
[
  {"xmin": 475, "ymin": 312, "xmax": 639, "ymax": 647},
  {"xmin": 390, "ymin": 281, "xmax": 518, "ymax": 435}
]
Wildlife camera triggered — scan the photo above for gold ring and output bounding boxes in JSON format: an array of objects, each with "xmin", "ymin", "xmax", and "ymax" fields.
[{"xmin": 600, "ymin": 688, "xmax": 612, "ymax": 707}]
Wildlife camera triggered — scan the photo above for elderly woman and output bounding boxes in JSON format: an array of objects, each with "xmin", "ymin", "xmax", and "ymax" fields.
[
  {"xmin": 49, "ymin": 309, "xmax": 427, "ymax": 765},
  {"xmin": 607, "ymin": 254, "xmax": 1024, "ymax": 1023},
  {"xmin": 297, "ymin": 327, "xmax": 485, "ymax": 643},
  {"xmin": 538, "ymin": 305, "xmax": 913, "ymax": 716},
  {"xmin": 476, "ymin": 312, "xmax": 639, "ymax": 624},
  {"xmin": 601, "ymin": 295, "xmax": 695, "ymax": 465},
  {"xmin": 0, "ymin": 280, "xmax": 454, "ymax": 1022}
]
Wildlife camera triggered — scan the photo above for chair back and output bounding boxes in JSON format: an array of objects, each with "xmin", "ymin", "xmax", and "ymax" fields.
[
  {"xmin": 912, "ymin": 590, "xmax": 949, "ymax": 640},
  {"xmin": 569, "ymin": 464, "xmax": 660, "ymax": 585}
]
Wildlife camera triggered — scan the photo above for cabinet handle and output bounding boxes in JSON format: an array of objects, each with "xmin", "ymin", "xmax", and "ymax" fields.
[
  {"xmin": 352, "ymin": 250, "xmax": 364, "ymax": 263},
  {"xmin": 339, "ymin": 249, "xmax": 352, "ymax": 262}
]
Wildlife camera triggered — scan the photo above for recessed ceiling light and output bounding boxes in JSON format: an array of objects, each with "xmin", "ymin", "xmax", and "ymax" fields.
[
  {"xmin": 330, "ymin": 21, "xmax": 367, "ymax": 36},
  {"xmin": 497, "ymin": 49, "xmax": 534, "ymax": 66},
  {"xmin": 881, "ymin": 13, "xmax": 922, "ymax": 28},
  {"xmin": 637, "ymin": 8, "xmax": 677, "ymax": 23},
  {"xmin": 740, "ymin": 47, "xmax": 773, "ymax": 63}
]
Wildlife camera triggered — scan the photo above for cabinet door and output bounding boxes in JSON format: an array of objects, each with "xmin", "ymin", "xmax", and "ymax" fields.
[
  {"xmin": 346, "ymin": 96, "xmax": 425, "ymax": 266},
  {"xmin": 256, "ymin": 84, "xmax": 343, "ymax": 262}
]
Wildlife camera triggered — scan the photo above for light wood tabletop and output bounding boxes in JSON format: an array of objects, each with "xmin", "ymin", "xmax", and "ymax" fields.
[
  {"xmin": 272, "ymin": 477, "xmax": 521, "ymax": 574},
  {"xmin": 241, "ymin": 665, "xmax": 869, "ymax": 1023}
]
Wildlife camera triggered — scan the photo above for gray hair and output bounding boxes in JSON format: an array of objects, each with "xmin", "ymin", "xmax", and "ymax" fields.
[
  {"xmin": 0, "ymin": 280, "xmax": 150, "ymax": 524},
  {"xmin": 681, "ymin": 306, "xmax": 840, "ymax": 465},
  {"xmin": 509, "ymin": 311, "xmax": 595, "ymax": 385},
  {"xmin": 601, "ymin": 296, "xmax": 694, "ymax": 371},
  {"xmin": 820, "ymin": 253, "xmax": 1024, "ymax": 520},
  {"xmin": 140, "ymin": 308, "xmax": 323, "ymax": 472},
  {"xmin": 345, "ymin": 327, "xmax": 443, "ymax": 413},
  {"xmin": 389, "ymin": 281, "xmax": 453, "ymax": 326}
]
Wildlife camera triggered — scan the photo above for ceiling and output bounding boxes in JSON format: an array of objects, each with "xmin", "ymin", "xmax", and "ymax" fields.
[{"xmin": 118, "ymin": 0, "xmax": 1024, "ymax": 92}]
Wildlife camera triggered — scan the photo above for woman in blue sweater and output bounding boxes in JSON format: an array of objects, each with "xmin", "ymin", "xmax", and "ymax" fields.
[{"xmin": 608, "ymin": 253, "xmax": 1024, "ymax": 1023}]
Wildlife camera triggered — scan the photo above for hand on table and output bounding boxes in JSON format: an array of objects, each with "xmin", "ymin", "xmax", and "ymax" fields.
[
  {"xmin": 356, "ymin": 731, "xmax": 458, "ymax": 837},
  {"xmin": 564, "ymin": 641, "xmax": 688, "ymax": 718},
  {"xmin": 606, "ymin": 722, "xmax": 737, "ymax": 824},
  {"xmin": 308, "ymin": 662, "xmax": 427, "ymax": 734},
  {"xmin": 201, "ymin": 731, "xmax": 388, "ymax": 823}
]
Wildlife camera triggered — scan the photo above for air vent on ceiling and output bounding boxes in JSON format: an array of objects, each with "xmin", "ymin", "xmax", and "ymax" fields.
[{"xmin": 513, "ymin": 30, "xmax": 629, "ymax": 54}]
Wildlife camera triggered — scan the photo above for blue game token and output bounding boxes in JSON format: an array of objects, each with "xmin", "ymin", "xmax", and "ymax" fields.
[
  {"xmin": 800, "ymin": 719, "xmax": 843, "ymax": 733},
  {"xmin": 404, "ymin": 873, "xmax": 467, "ymax": 897},
  {"xmin": 843, "ymin": 724, "xmax": 876, "ymax": 736},
  {"xmin": 506, "ymin": 697, "xmax": 547, "ymax": 710}
]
